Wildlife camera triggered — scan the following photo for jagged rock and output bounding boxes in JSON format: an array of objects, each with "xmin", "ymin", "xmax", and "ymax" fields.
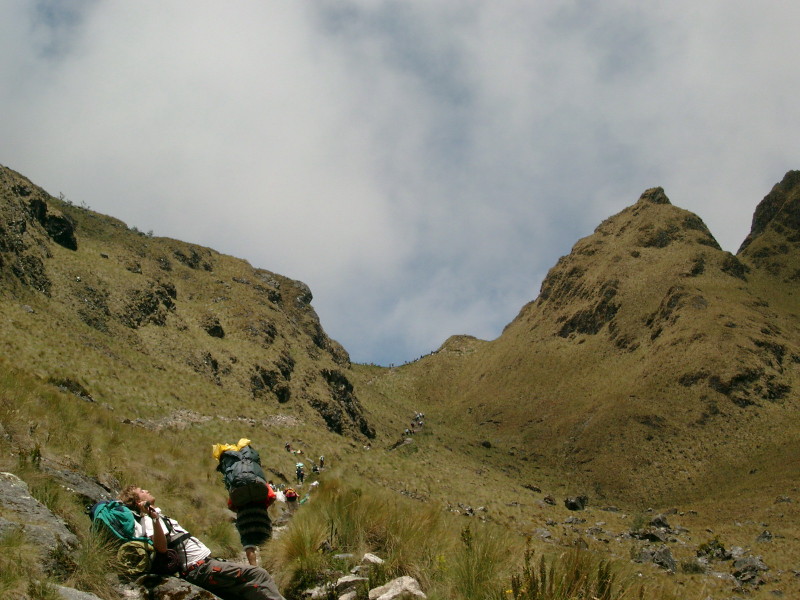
[
  {"xmin": 732, "ymin": 555, "xmax": 769, "ymax": 586},
  {"xmin": 638, "ymin": 187, "xmax": 671, "ymax": 205},
  {"xmin": 756, "ymin": 530, "xmax": 773, "ymax": 543},
  {"xmin": 41, "ymin": 462, "xmax": 115, "ymax": 505},
  {"xmin": 362, "ymin": 553, "xmax": 384, "ymax": 565},
  {"xmin": 0, "ymin": 472, "xmax": 78, "ymax": 571},
  {"xmin": 55, "ymin": 585, "xmax": 103, "ymax": 599},
  {"xmin": 543, "ymin": 495, "xmax": 556, "ymax": 505},
  {"xmin": 201, "ymin": 315, "xmax": 225, "ymax": 338},
  {"xmin": 564, "ymin": 516, "xmax": 586, "ymax": 524},
  {"xmin": 28, "ymin": 197, "xmax": 78, "ymax": 250},
  {"xmin": 649, "ymin": 514, "xmax": 670, "ymax": 529},
  {"xmin": 146, "ymin": 576, "xmax": 219, "ymax": 599},
  {"xmin": 696, "ymin": 537, "xmax": 732, "ymax": 561},
  {"xmin": 739, "ymin": 170, "xmax": 800, "ymax": 255},
  {"xmin": 340, "ymin": 592, "xmax": 358, "ymax": 600},
  {"xmin": 564, "ymin": 495, "xmax": 588, "ymax": 511},
  {"xmin": 12, "ymin": 254, "xmax": 52, "ymax": 295},
  {"xmin": 121, "ymin": 281, "xmax": 177, "ymax": 328},
  {"xmin": 368, "ymin": 576, "xmax": 426, "ymax": 600},
  {"xmin": 173, "ymin": 247, "xmax": 213, "ymax": 271},
  {"xmin": 314, "ymin": 369, "xmax": 375, "ymax": 438},
  {"xmin": 336, "ymin": 575, "xmax": 368, "ymax": 593},
  {"xmin": 635, "ymin": 545, "xmax": 676, "ymax": 572},
  {"xmin": 633, "ymin": 527, "xmax": 669, "ymax": 543},
  {"xmin": 251, "ymin": 364, "xmax": 291, "ymax": 403}
]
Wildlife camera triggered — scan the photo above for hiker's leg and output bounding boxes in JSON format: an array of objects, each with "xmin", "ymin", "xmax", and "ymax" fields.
[
  {"xmin": 186, "ymin": 559, "xmax": 285, "ymax": 600},
  {"xmin": 245, "ymin": 546, "xmax": 258, "ymax": 566}
]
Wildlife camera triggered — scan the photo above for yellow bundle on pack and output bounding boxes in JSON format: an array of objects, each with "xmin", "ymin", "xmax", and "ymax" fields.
[{"xmin": 212, "ymin": 437, "xmax": 251, "ymax": 460}]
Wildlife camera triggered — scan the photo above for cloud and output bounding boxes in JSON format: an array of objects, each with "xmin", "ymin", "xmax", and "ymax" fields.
[{"xmin": 1, "ymin": 1, "xmax": 798, "ymax": 365}]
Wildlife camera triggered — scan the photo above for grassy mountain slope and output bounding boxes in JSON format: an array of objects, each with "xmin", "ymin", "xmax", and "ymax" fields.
[
  {"xmin": 2, "ymin": 162, "xmax": 800, "ymax": 599},
  {"xmin": 0, "ymin": 164, "xmax": 374, "ymax": 440},
  {"xmin": 352, "ymin": 179, "xmax": 800, "ymax": 510}
]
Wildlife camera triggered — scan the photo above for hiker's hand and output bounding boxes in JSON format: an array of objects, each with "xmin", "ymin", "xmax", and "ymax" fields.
[{"xmin": 139, "ymin": 500, "xmax": 157, "ymax": 518}]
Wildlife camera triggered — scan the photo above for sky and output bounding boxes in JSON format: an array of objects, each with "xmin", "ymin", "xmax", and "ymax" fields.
[{"xmin": 1, "ymin": 1, "xmax": 799, "ymax": 366}]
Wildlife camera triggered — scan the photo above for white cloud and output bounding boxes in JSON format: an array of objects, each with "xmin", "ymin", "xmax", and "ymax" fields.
[{"xmin": 1, "ymin": 1, "xmax": 798, "ymax": 365}]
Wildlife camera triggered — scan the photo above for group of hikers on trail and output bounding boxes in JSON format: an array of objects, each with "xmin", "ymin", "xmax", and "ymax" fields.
[
  {"xmin": 285, "ymin": 441, "xmax": 325, "ymax": 484},
  {"xmin": 87, "ymin": 438, "xmax": 312, "ymax": 600},
  {"xmin": 403, "ymin": 411, "xmax": 426, "ymax": 436}
]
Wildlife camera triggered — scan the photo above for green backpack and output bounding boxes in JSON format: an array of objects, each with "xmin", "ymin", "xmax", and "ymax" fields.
[{"xmin": 87, "ymin": 500, "xmax": 155, "ymax": 579}]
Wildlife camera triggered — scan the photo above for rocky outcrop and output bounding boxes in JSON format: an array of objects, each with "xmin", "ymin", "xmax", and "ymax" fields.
[
  {"xmin": 121, "ymin": 281, "xmax": 177, "ymax": 328},
  {"xmin": 738, "ymin": 170, "xmax": 800, "ymax": 281},
  {"xmin": 313, "ymin": 369, "xmax": 376, "ymax": 439},
  {"xmin": 0, "ymin": 472, "xmax": 78, "ymax": 572},
  {"xmin": 369, "ymin": 576, "xmax": 426, "ymax": 600}
]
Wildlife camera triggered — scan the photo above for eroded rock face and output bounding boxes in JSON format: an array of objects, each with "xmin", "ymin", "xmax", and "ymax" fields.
[
  {"xmin": 738, "ymin": 170, "xmax": 800, "ymax": 281},
  {"xmin": 121, "ymin": 281, "xmax": 177, "ymax": 328},
  {"xmin": 312, "ymin": 369, "xmax": 376, "ymax": 439},
  {"xmin": 28, "ymin": 197, "xmax": 78, "ymax": 251},
  {"xmin": 0, "ymin": 472, "xmax": 78, "ymax": 572}
]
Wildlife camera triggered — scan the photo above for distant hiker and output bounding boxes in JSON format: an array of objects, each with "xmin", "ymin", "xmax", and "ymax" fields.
[
  {"xmin": 213, "ymin": 439, "xmax": 275, "ymax": 566},
  {"xmin": 284, "ymin": 487, "xmax": 299, "ymax": 512},
  {"xmin": 319, "ymin": 455, "xmax": 325, "ymax": 469},
  {"xmin": 118, "ymin": 485, "xmax": 285, "ymax": 600},
  {"xmin": 312, "ymin": 464, "xmax": 319, "ymax": 474},
  {"xmin": 296, "ymin": 463, "xmax": 305, "ymax": 484},
  {"xmin": 284, "ymin": 442, "xmax": 291, "ymax": 452}
]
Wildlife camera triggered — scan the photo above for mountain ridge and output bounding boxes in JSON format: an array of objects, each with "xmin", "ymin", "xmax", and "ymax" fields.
[{"xmin": 352, "ymin": 177, "xmax": 799, "ymax": 506}]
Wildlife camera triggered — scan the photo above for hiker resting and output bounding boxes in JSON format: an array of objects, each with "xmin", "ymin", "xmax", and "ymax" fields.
[{"xmin": 119, "ymin": 485, "xmax": 285, "ymax": 600}]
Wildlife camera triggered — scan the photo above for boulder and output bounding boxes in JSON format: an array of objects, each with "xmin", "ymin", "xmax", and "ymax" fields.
[
  {"xmin": 41, "ymin": 463, "xmax": 115, "ymax": 505},
  {"xmin": 732, "ymin": 555, "xmax": 768, "ymax": 587},
  {"xmin": 147, "ymin": 576, "xmax": 220, "ymax": 599},
  {"xmin": 336, "ymin": 575, "xmax": 368, "ymax": 594},
  {"xmin": 635, "ymin": 545, "xmax": 676, "ymax": 572},
  {"xmin": 649, "ymin": 514, "xmax": 670, "ymax": 529},
  {"xmin": 362, "ymin": 553, "xmax": 385, "ymax": 565},
  {"xmin": 564, "ymin": 495, "xmax": 588, "ymax": 511},
  {"xmin": 56, "ymin": 585, "xmax": 104, "ymax": 599},
  {"xmin": 0, "ymin": 472, "xmax": 78, "ymax": 567},
  {"xmin": 369, "ymin": 576, "xmax": 426, "ymax": 600}
]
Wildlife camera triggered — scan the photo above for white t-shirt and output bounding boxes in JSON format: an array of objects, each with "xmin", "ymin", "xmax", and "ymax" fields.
[{"xmin": 134, "ymin": 509, "xmax": 210, "ymax": 569}]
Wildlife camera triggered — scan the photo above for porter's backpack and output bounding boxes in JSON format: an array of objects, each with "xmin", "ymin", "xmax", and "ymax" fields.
[{"xmin": 216, "ymin": 444, "xmax": 269, "ymax": 506}]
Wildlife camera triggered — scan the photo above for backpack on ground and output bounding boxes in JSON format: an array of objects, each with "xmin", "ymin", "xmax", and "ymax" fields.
[
  {"xmin": 216, "ymin": 444, "xmax": 269, "ymax": 506},
  {"xmin": 86, "ymin": 500, "xmax": 155, "ymax": 579}
]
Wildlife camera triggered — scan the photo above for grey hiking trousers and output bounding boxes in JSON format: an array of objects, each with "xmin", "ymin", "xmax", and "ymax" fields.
[{"xmin": 182, "ymin": 558, "xmax": 285, "ymax": 600}]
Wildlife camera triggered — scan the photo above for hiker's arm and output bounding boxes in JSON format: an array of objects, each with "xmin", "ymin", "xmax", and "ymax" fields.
[{"xmin": 139, "ymin": 501, "xmax": 168, "ymax": 553}]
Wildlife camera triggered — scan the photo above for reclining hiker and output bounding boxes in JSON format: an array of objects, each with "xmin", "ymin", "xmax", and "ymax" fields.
[
  {"xmin": 119, "ymin": 485, "xmax": 286, "ymax": 600},
  {"xmin": 214, "ymin": 438, "xmax": 276, "ymax": 566}
]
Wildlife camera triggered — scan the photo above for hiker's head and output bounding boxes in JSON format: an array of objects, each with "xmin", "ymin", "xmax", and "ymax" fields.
[{"xmin": 119, "ymin": 485, "xmax": 155, "ymax": 510}]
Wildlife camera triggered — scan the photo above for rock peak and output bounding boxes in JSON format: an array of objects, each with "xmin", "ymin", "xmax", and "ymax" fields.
[
  {"xmin": 738, "ymin": 169, "xmax": 800, "ymax": 255},
  {"xmin": 637, "ymin": 187, "xmax": 671, "ymax": 205}
]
